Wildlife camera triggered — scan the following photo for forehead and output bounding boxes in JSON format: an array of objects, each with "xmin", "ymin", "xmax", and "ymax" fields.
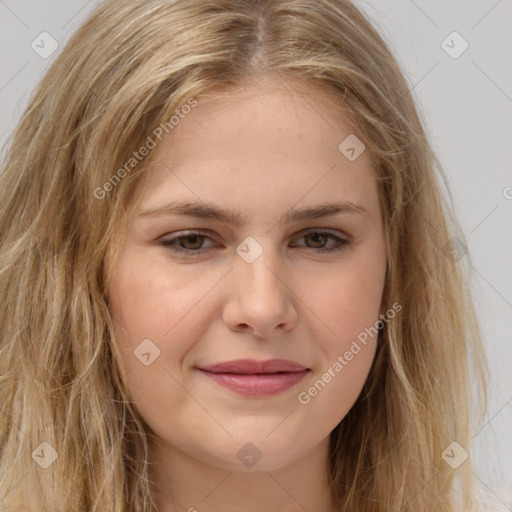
[
  {"xmin": 169, "ymin": 80, "xmax": 353, "ymax": 153},
  {"xmin": 132, "ymin": 80, "xmax": 379, "ymax": 223}
]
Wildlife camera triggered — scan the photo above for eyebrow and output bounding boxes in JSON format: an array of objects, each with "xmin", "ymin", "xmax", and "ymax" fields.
[{"xmin": 138, "ymin": 200, "xmax": 369, "ymax": 225}]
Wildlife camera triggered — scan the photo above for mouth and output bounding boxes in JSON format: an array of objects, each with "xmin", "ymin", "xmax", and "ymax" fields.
[{"xmin": 196, "ymin": 359, "xmax": 311, "ymax": 397}]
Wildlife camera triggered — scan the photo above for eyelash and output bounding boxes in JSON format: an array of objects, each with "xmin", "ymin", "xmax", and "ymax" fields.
[{"xmin": 159, "ymin": 229, "xmax": 351, "ymax": 256}]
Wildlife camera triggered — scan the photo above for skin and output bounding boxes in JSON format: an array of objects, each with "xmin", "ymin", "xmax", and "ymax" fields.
[{"xmin": 108, "ymin": 78, "xmax": 388, "ymax": 512}]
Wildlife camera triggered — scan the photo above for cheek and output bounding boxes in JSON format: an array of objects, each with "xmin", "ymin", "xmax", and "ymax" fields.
[
  {"xmin": 296, "ymin": 251, "xmax": 384, "ymax": 414},
  {"xmin": 109, "ymin": 247, "xmax": 199, "ymax": 342},
  {"xmin": 295, "ymin": 262, "xmax": 383, "ymax": 423},
  {"xmin": 296, "ymin": 340, "xmax": 376, "ymax": 445},
  {"xmin": 306, "ymin": 252, "xmax": 386, "ymax": 348},
  {"xmin": 107, "ymin": 251, "xmax": 214, "ymax": 388}
]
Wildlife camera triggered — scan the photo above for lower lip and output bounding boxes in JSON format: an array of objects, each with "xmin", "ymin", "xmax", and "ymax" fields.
[{"xmin": 198, "ymin": 369, "xmax": 309, "ymax": 397}]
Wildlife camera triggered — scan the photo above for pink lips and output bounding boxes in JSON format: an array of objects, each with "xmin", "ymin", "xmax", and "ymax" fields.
[{"xmin": 197, "ymin": 359, "xmax": 310, "ymax": 397}]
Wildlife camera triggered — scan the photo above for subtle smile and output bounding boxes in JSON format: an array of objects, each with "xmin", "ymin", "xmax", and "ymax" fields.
[{"xmin": 196, "ymin": 359, "xmax": 311, "ymax": 397}]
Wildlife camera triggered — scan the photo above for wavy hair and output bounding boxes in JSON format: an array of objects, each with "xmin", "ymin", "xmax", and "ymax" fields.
[{"xmin": 0, "ymin": 0, "xmax": 489, "ymax": 510}]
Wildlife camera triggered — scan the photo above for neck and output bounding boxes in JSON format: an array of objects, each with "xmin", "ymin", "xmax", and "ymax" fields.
[{"xmin": 148, "ymin": 436, "xmax": 337, "ymax": 512}]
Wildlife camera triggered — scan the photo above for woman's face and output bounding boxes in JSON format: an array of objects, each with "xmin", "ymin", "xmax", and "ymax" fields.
[{"xmin": 108, "ymin": 80, "xmax": 388, "ymax": 472}]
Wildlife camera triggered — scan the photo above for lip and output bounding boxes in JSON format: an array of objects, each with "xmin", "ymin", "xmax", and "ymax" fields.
[{"xmin": 197, "ymin": 359, "xmax": 310, "ymax": 397}]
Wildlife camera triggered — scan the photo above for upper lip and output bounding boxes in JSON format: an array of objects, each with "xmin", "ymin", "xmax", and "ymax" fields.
[{"xmin": 197, "ymin": 359, "xmax": 309, "ymax": 374}]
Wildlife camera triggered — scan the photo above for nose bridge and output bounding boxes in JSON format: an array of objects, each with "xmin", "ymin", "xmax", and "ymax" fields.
[
  {"xmin": 226, "ymin": 236, "xmax": 297, "ymax": 335},
  {"xmin": 235, "ymin": 236, "xmax": 283, "ymax": 296}
]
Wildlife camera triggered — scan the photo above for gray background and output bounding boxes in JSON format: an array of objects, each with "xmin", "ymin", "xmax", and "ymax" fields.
[{"xmin": 1, "ymin": 0, "xmax": 511, "ymax": 500}]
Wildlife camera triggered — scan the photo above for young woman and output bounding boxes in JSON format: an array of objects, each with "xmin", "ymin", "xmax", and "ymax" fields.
[{"xmin": 0, "ymin": 0, "xmax": 500, "ymax": 510}]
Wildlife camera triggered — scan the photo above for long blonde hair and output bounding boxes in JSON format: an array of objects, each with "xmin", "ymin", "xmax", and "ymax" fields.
[{"xmin": 0, "ymin": 0, "xmax": 488, "ymax": 510}]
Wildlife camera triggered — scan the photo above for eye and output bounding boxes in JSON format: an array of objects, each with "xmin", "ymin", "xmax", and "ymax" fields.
[
  {"xmin": 291, "ymin": 229, "xmax": 351, "ymax": 253},
  {"xmin": 159, "ymin": 229, "xmax": 351, "ymax": 256},
  {"xmin": 159, "ymin": 231, "xmax": 215, "ymax": 254}
]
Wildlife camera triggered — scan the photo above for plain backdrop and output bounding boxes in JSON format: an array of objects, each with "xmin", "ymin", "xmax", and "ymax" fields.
[{"xmin": 1, "ymin": 0, "xmax": 511, "ymax": 499}]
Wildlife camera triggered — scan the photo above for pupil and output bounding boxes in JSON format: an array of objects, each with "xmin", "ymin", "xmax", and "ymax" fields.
[
  {"xmin": 184, "ymin": 234, "xmax": 203, "ymax": 249},
  {"xmin": 307, "ymin": 233, "xmax": 326, "ymax": 248}
]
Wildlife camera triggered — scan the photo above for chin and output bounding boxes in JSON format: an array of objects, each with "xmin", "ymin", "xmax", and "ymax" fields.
[{"xmin": 203, "ymin": 437, "xmax": 310, "ymax": 473}]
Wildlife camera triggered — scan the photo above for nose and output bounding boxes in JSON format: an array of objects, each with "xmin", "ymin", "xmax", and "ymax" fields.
[{"xmin": 222, "ymin": 244, "xmax": 298, "ymax": 338}]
